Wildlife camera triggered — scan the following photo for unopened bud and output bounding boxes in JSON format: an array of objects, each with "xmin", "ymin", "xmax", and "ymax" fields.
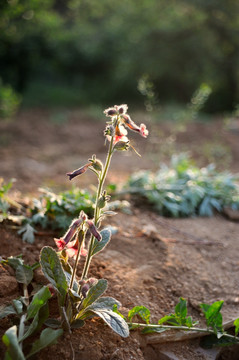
[
  {"xmin": 81, "ymin": 283, "xmax": 90, "ymax": 298},
  {"xmin": 104, "ymin": 125, "xmax": 114, "ymax": 137},
  {"xmin": 97, "ymin": 190, "xmax": 111, "ymax": 209},
  {"xmin": 89, "ymin": 155, "xmax": 103, "ymax": 172},
  {"xmin": 113, "ymin": 141, "xmax": 130, "ymax": 151},
  {"xmin": 87, "ymin": 278, "xmax": 98, "ymax": 286},
  {"xmin": 63, "ymin": 218, "xmax": 83, "ymax": 245},
  {"xmin": 87, "ymin": 220, "xmax": 102, "ymax": 241}
]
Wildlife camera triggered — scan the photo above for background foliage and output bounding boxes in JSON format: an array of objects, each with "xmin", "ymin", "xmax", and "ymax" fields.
[{"xmin": 0, "ymin": 0, "xmax": 239, "ymax": 111}]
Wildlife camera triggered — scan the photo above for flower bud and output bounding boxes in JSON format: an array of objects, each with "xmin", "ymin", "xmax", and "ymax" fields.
[
  {"xmin": 104, "ymin": 107, "xmax": 117, "ymax": 117},
  {"xmin": 113, "ymin": 140, "xmax": 130, "ymax": 151},
  {"xmin": 97, "ymin": 190, "xmax": 111, "ymax": 209},
  {"xmin": 87, "ymin": 220, "xmax": 102, "ymax": 241},
  {"xmin": 63, "ymin": 218, "xmax": 83, "ymax": 245},
  {"xmin": 87, "ymin": 278, "xmax": 98, "ymax": 286},
  {"xmin": 89, "ymin": 155, "xmax": 103, "ymax": 172},
  {"xmin": 81, "ymin": 283, "xmax": 90, "ymax": 298},
  {"xmin": 104, "ymin": 125, "xmax": 115, "ymax": 137}
]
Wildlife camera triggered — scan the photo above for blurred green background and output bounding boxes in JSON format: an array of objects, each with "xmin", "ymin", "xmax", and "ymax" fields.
[{"xmin": 0, "ymin": 0, "xmax": 239, "ymax": 113}]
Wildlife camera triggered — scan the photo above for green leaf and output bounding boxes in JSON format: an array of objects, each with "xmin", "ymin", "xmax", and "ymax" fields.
[
  {"xmin": 40, "ymin": 247, "xmax": 68, "ymax": 305},
  {"xmin": 0, "ymin": 305, "xmax": 17, "ymax": 319},
  {"xmin": 200, "ymin": 300, "xmax": 224, "ymax": 333},
  {"xmin": 18, "ymin": 223, "xmax": 36, "ymax": 244},
  {"xmin": 70, "ymin": 319, "xmax": 85, "ymax": 329},
  {"xmin": 5, "ymin": 256, "xmax": 24, "ymax": 270},
  {"xmin": 44, "ymin": 318, "xmax": 61, "ymax": 329},
  {"xmin": 200, "ymin": 334, "xmax": 239, "ymax": 349},
  {"xmin": 234, "ymin": 318, "xmax": 239, "ymax": 336},
  {"xmin": 128, "ymin": 306, "xmax": 151, "ymax": 324},
  {"xmin": 2, "ymin": 326, "xmax": 25, "ymax": 360},
  {"xmin": 91, "ymin": 229, "xmax": 111, "ymax": 256},
  {"xmin": 12, "ymin": 300, "xmax": 23, "ymax": 315},
  {"xmin": 87, "ymin": 297, "xmax": 121, "ymax": 311},
  {"xmin": 82, "ymin": 279, "xmax": 108, "ymax": 309},
  {"xmin": 158, "ymin": 314, "xmax": 179, "ymax": 326},
  {"xmin": 175, "ymin": 297, "xmax": 187, "ymax": 323},
  {"xmin": 91, "ymin": 309, "xmax": 129, "ymax": 338},
  {"xmin": 27, "ymin": 286, "xmax": 51, "ymax": 320},
  {"xmin": 26, "ymin": 328, "xmax": 63, "ymax": 359},
  {"xmin": 15, "ymin": 264, "xmax": 33, "ymax": 285},
  {"xmin": 141, "ymin": 326, "xmax": 168, "ymax": 334}
]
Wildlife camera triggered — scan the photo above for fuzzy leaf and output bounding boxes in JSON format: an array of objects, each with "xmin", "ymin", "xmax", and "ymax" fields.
[
  {"xmin": 91, "ymin": 309, "xmax": 129, "ymax": 338},
  {"xmin": 82, "ymin": 279, "xmax": 108, "ymax": 309},
  {"xmin": 128, "ymin": 306, "xmax": 151, "ymax": 324},
  {"xmin": 2, "ymin": 326, "xmax": 25, "ymax": 360},
  {"xmin": 87, "ymin": 297, "xmax": 121, "ymax": 311},
  {"xmin": 27, "ymin": 286, "xmax": 51, "ymax": 320},
  {"xmin": 91, "ymin": 228, "xmax": 111, "ymax": 256},
  {"xmin": 26, "ymin": 328, "xmax": 63, "ymax": 358},
  {"xmin": 12, "ymin": 300, "xmax": 23, "ymax": 315},
  {"xmin": 15, "ymin": 264, "xmax": 33, "ymax": 285},
  {"xmin": 0, "ymin": 305, "xmax": 17, "ymax": 319},
  {"xmin": 40, "ymin": 246, "xmax": 68, "ymax": 305},
  {"xmin": 44, "ymin": 318, "xmax": 61, "ymax": 329},
  {"xmin": 70, "ymin": 319, "xmax": 85, "ymax": 329}
]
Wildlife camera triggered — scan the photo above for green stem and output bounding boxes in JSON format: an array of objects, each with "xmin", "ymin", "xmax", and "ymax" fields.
[
  {"xmin": 128, "ymin": 322, "xmax": 239, "ymax": 341},
  {"xmin": 69, "ymin": 231, "xmax": 85, "ymax": 291},
  {"xmin": 81, "ymin": 126, "xmax": 115, "ymax": 280}
]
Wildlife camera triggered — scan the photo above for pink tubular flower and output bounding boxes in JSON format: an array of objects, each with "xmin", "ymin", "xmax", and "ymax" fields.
[
  {"xmin": 65, "ymin": 237, "xmax": 88, "ymax": 259},
  {"xmin": 67, "ymin": 163, "xmax": 91, "ymax": 180},
  {"xmin": 121, "ymin": 115, "xmax": 148, "ymax": 138},
  {"xmin": 54, "ymin": 237, "xmax": 66, "ymax": 250}
]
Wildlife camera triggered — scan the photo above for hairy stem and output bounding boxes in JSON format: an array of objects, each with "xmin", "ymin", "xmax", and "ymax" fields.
[
  {"xmin": 81, "ymin": 125, "xmax": 115, "ymax": 280},
  {"xmin": 69, "ymin": 231, "xmax": 85, "ymax": 291}
]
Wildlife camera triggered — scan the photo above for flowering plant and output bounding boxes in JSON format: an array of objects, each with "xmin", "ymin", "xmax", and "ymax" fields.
[{"xmin": 38, "ymin": 105, "xmax": 148, "ymax": 349}]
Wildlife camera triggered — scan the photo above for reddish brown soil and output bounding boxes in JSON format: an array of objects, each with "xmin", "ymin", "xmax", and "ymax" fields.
[{"xmin": 0, "ymin": 109, "xmax": 239, "ymax": 359}]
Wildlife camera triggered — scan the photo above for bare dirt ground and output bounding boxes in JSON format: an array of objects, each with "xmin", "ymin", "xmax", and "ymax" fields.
[{"xmin": 0, "ymin": 108, "xmax": 239, "ymax": 359}]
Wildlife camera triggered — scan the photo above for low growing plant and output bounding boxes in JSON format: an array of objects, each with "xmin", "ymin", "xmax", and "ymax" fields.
[
  {"xmin": 127, "ymin": 153, "xmax": 239, "ymax": 217},
  {"xmin": 0, "ymin": 255, "xmax": 63, "ymax": 359}
]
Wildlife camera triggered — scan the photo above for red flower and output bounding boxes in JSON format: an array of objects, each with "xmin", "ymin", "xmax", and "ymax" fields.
[{"xmin": 55, "ymin": 236, "xmax": 87, "ymax": 259}]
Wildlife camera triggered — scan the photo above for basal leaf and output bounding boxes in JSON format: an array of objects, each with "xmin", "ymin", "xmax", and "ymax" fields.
[
  {"xmin": 2, "ymin": 326, "xmax": 25, "ymax": 360},
  {"xmin": 91, "ymin": 228, "xmax": 111, "ymax": 256},
  {"xmin": 82, "ymin": 279, "xmax": 108, "ymax": 309},
  {"xmin": 234, "ymin": 318, "xmax": 239, "ymax": 336},
  {"xmin": 87, "ymin": 297, "xmax": 121, "ymax": 311},
  {"xmin": 70, "ymin": 319, "xmax": 85, "ymax": 329},
  {"xmin": 12, "ymin": 299, "xmax": 23, "ymax": 315},
  {"xmin": 27, "ymin": 286, "xmax": 51, "ymax": 320},
  {"xmin": 0, "ymin": 305, "xmax": 17, "ymax": 319},
  {"xmin": 40, "ymin": 246, "xmax": 68, "ymax": 305},
  {"xmin": 91, "ymin": 309, "xmax": 129, "ymax": 338},
  {"xmin": 44, "ymin": 318, "xmax": 61, "ymax": 329},
  {"xmin": 26, "ymin": 328, "xmax": 63, "ymax": 359},
  {"xmin": 6, "ymin": 256, "xmax": 24, "ymax": 270},
  {"xmin": 128, "ymin": 306, "xmax": 151, "ymax": 324},
  {"xmin": 15, "ymin": 264, "xmax": 33, "ymax": 285}
]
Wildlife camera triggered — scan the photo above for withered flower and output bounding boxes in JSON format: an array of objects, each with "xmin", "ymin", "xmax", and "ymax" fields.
[{"xmin": 67, "ymin": 163, "xmax": 91, "ymax": 180}]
